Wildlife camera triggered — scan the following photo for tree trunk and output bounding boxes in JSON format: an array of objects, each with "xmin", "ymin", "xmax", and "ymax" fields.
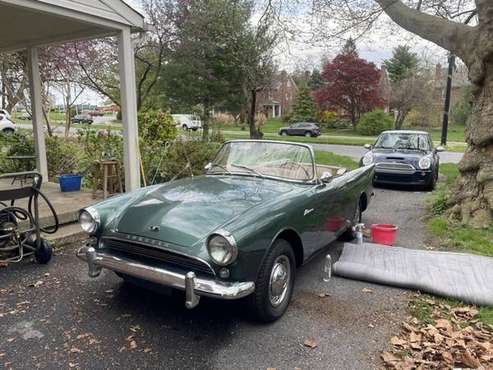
[
  {"xmin": 201, "ymin": 106, "xmax": 210, "ymax": 141},
  {"xmin": 248, "ymin": 89, "xmax": 263, "ymax": 139},
  {"xmin": 449, "ymin": 70, "xmax": 493, "ymax": 228},
  {"xmin": 394, "ymin": 110, "xmax": 406, "ymax": 129}
]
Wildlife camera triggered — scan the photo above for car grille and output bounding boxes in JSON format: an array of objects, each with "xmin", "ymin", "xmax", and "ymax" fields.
[
  {"xmin": 102, "ymin": 237, "xmax": 215, "ymax": 276},
  {"xmin": 375, "ymin": 162, "xmax": 415, "ymax": 175}
]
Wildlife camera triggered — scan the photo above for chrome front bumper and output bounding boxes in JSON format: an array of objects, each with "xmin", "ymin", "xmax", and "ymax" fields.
[{"xmin": 76, "ymin": 246, "xmax": 255, "ymax": 309}]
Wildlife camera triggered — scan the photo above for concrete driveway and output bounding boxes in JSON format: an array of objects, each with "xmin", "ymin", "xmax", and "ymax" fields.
[
  {"xmin": 311, "ymin": 143, "xmax": 463, "ymax": 164},
  {"xmin": 0, "ymin": 188, "xmax": 427, "ymax": 369}
]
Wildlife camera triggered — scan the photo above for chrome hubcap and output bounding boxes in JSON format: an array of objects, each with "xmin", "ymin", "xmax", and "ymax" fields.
[{"xmin": 268, "ymin": 255, "xmax": 291, "ymax": 307}]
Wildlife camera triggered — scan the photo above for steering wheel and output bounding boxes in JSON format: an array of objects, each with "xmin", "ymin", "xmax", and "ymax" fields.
[{"xmin": 279, "ymin": 160, "xmax": 311, "ymax": 179}]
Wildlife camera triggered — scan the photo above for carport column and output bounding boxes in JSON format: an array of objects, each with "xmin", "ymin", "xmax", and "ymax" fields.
[
  {"xmin": 118, "ymin": 27, "xmax": 141, "ymax": 191},
  {"xmin": 27, "ymin": 48, "xmax": 48, "ymax": 181}
]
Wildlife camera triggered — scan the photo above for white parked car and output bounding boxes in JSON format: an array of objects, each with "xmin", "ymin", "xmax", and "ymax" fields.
[
  {"xmin": 172, "ymin": 114, "xmax": 202, "ymax": 131},
  {"xmin": 0, "ymin": 113, "xmax": 16, "ymax": 133}
]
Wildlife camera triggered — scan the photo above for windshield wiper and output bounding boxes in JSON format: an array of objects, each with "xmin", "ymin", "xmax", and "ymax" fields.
[
  {"xmin": 230, "ymin": 163, "xmax": 264, "ymax": 178},
  {"xmin": 209, "ymin": 163, "xmax": 232, "ymax": 175}
]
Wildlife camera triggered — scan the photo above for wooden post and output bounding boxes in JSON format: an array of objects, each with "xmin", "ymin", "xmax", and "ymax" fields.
[
  {"xmin": 27, "ymin": 48, "xmax": 48, "ymax": 181},
  {"xmin": 118, "ymin": 28, "xmax": 141, "ymax": 191}
]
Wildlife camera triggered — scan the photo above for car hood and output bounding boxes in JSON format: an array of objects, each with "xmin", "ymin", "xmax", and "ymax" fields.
[
  {"xmin": 113, "ymin": 175, "xmax": 300, "ymax": 248},
  {"xmin": 372, "ymin": 148, "xmax": 429, "ymax": 167}
]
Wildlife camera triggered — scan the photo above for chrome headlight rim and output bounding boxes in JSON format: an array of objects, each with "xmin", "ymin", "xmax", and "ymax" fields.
[
  {"xmin": 362, "ymin": 152, "xmax": 374, "ymax": 166},
  {"xmin": 79, "ymin": 207, "xmax": 100, "ymax": 235},
  {"xmin": 206, "ymin": 229, "xmax": 238, "ymax": 267},
  {"xmin": 418, "ymin": 156, "xmax": 432, "ymax": 170}
]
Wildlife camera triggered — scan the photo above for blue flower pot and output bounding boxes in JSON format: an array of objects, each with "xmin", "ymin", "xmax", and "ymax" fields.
[{"xmin": 59, "ymin": 174, "xmax": 83, "ymax": 192}]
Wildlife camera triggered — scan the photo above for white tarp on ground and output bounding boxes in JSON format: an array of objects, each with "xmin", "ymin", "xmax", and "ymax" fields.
[{"xmin": 333, "ymin": 243, "xmax": 493, "ymax": 306}]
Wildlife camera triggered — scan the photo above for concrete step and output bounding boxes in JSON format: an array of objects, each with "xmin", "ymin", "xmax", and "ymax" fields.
[{"xmin": 44, "ymin": 223, "xmax": 87, "ymax": 247}]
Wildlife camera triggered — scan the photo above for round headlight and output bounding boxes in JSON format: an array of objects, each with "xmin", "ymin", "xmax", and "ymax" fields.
[
  {"xmin": 362, "ymin": 152, "xmax": 374, "ymax": 166},
  {"xmin": 207, "ymin": 233, "xmax": 238, "ymax": 266},
  {"xmin": 418, "ymin": 156, "xmax": 432, "ymax": 170},
  {"xmin": 79, "ymin": 209, "xmax": 98, "ymax": 234}
]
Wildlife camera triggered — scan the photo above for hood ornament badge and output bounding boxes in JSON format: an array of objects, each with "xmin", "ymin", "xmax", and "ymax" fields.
[{"xmin": 149, "ymin": 225, "xmax": 160, "ymax": 232}]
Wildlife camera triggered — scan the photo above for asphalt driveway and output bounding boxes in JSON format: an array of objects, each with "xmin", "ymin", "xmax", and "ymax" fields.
[{"xmin": 0, "ymin": 187, "xmax": 427, "ymax": 370}]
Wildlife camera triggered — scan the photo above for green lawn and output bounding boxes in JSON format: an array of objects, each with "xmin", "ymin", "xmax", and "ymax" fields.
[
  {"xmin": 314, "ymin": 150, "xmax": 358, "ymax": 169},
  {"xmin": 221, "ymin": 119, "xmax": 466, "ymax": 152}
]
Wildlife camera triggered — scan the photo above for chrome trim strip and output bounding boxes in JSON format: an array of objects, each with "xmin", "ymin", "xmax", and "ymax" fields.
[
  {"xmin": 76, "ymin": 247, "xmax": 255, "ymax": 305},
  {"xmin": 375, "ymin": 162, "xmax": 416, "ymax": 175},
  {"xmin": 102, "ymin": 235, "xmax": 217, "ymax": 276}
]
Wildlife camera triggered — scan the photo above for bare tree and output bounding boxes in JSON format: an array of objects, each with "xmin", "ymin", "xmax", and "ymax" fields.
[
  {"xmin": 0, "ymin": 52, "xmax": 29, "ymax": 114},
  {"xmin": 73, "ymin": 0, "xmax": 177, "ymax": 112}
]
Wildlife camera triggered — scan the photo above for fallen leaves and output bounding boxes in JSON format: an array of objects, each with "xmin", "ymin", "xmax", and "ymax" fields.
[
  {"xmin": 361, "ymin": 288, "xmax": 374, "ymax": 293},
  {"xmin": 382, "ymin": 299, "xmax": 493, "ymax": 369},
  {"xmin": 28, "ymin": 280, "xmax": 43, "ymax": 288},
  {"xmin": 303, "ymin": 337, "xmax": 318, "ymax": 349}
]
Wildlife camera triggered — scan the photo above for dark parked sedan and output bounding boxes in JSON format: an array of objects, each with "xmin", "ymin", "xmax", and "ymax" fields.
[
  {"xmin": 360, "ymin": 130, "xmax": 444, "ymax": 190},
  {"xmin": 72, "ymin": 114, "xmax": 93, "ymax": 124},
  {"xmin": 279, "ymin": 122, "xmax": 321, "ymax": 137}
]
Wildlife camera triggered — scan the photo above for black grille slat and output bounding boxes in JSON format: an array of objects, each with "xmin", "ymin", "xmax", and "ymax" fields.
[{"xmin": 103, "ymin": 238, "xmax": 214, "ymax": 275}]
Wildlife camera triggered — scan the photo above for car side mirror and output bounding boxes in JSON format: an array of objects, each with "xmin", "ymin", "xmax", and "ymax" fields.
[
  {"xmin": 435, "ymin": 146, "xmax": 445, "ymax": 152},
  {"xmin": 364, "ymin": 144, "xmax": 372, "ymax": 150},
  {"xmin": 204, "ymin": 162, "xmax": 212, "ymax": 170},
  {"xmin": 320, "ymin": 172, "xmax": 333, "ymax": 183}
]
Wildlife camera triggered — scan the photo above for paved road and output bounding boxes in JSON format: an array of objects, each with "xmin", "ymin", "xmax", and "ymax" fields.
[
  {"xmin": 310, "ymin": 143, "xmax": 463, "ymax": 164},
  {"xmin": 0, "ymin": 187, "xmax": 428, "ymax": 369}
]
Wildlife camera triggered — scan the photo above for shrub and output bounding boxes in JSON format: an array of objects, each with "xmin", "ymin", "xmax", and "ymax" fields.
[
  {"xmin": 144, "ymin": 139, "xmax": 221, "ymax": 184},
  {"xmin": 0, "ymin": 132, "xmax": 35, "ymax": 173},
  {"xmin": 138, "ymin": 111, "xmax": 177, "ymax": 144},
  {"xmin": 46, "ymin": 136, "xmax": 83, "ymax": 179},
  {"xmin": 356, "ymin": 109, "xmax": 393, "ymax": 136}
]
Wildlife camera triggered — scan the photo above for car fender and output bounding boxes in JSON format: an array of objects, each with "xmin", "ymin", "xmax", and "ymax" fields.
[{"xmin": 254, "ymin": 226, "xmax": 304, "ymax": 280}]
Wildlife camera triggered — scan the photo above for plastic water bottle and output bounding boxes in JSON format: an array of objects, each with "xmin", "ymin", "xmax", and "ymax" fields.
[
  {"xmin": 355, "ymin": 223, "xmax": 365, "ymax": 245},
  {"xmin": 323, "ymin": 254, "xmax": 332, "ymax": 282}
]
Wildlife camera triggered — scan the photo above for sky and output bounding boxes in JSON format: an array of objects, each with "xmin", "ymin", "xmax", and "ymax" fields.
[{"xmin": 67, "ymin": 0, "xmax": 449, "ymax": 105}]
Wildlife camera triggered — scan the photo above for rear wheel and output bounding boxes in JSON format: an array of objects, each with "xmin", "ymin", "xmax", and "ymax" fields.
[
  {"xmin": 338, "ymin": 199, "xmax": 362, "ymax": 241},
  {"xmin": 280, "ymin": 131, "xmax": 288, "ymax": 136},
  {"xmin": 182, "ymin": 124, "xmax": 188, "ymax": 130},
  {"xmin": 248, "ymin": 239, "xmax": 295, "ymax": 322},
  {"xmin": 2, "ymin": 128, "xmax": 14, "ymax": 134}
]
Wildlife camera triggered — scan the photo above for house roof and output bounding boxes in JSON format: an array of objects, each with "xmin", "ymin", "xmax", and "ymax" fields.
[{"xmin": 0, "ymin": 0, "xmax": 145, "ymax": 52}]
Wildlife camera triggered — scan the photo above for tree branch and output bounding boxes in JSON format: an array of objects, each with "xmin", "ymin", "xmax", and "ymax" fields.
[{"xmin": 375, "ymin": 0, "xmax": 477, "ymax": 61}]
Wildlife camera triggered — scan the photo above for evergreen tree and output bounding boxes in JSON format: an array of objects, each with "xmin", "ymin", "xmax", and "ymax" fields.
[
  {"xmin": 290, "ymin": 86, "xmax": 317, "ymax": 122},
  {"xmin": 384, "ymin": 45, "xmax": 418, "ymax": 83},
  {"xmin": 341, "ymin": 37, "xmax": 358, "ymax": 56},
  {"xmin": 309, "ymin": 69, "xmax": 323, "ymax": 91}
]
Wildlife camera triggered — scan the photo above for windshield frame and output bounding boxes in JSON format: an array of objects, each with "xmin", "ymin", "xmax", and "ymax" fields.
[{"xmin": 208, "ymin": 140, "xmax": 317, "ymax": 184}]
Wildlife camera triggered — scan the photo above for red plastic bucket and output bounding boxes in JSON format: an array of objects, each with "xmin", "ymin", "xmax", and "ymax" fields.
[{"xmin": 371, "ymin": 224, "xmax": 398, "ymax": 246}]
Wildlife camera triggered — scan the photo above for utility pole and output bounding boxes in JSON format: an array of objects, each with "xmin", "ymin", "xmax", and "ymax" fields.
[{"xmin": 441, "ymin": 53, "xmax": 455, "ymax": 146}]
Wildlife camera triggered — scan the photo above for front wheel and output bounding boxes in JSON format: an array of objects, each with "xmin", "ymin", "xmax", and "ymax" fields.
[
  {"xmin": 248, "ymin": 239, "xmax": 295, "ymax": 322},
  {"xmin": 305, "ymin": 131, "xmax": 312, "ymax": 137},
  {"xmin": 2, "ymin": 128, "xmax": 15, "ymax": 134}
]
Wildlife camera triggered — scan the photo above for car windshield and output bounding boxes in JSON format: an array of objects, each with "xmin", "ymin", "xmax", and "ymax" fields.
[
  {"xmin": 209, "ymin": 141, "xmax": 315, "ymax": 181},
  {"xmin": 374, "ymin": 133, "xmax": 431, "ymax": 151}
]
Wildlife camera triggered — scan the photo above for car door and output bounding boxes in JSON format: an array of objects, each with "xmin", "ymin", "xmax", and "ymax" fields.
[
  {"xmin": 295, "ymin": 123, "xmax": 307, "ymax": 136},
  {"xmin": 287, "ymin": 123, "xmax": 298, "ymax": 135},
  {"xmin": 301, "ymin": 179, "xmax": 348, "ymax": 258}
]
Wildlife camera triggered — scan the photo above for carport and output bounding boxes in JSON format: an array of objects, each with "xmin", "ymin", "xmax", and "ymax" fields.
[{"xmin": 0, "ymin": 0, "xmax": 143, "ymax": 191}]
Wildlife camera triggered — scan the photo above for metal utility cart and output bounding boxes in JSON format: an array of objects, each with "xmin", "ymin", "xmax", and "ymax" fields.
[{"xmin": 0, "ymin": 171, "xmax": 58, "ymax": 264}]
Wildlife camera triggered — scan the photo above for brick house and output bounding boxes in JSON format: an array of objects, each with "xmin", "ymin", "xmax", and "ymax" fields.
[{"xmin": 256, "ymin": 71, "xmax": 298, "ymax": 118}]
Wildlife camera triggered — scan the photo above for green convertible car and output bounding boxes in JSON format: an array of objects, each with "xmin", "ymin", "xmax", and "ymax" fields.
[{"xmin": 77, "ymin": 140, "xmax": 374, "ymax": 321}]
